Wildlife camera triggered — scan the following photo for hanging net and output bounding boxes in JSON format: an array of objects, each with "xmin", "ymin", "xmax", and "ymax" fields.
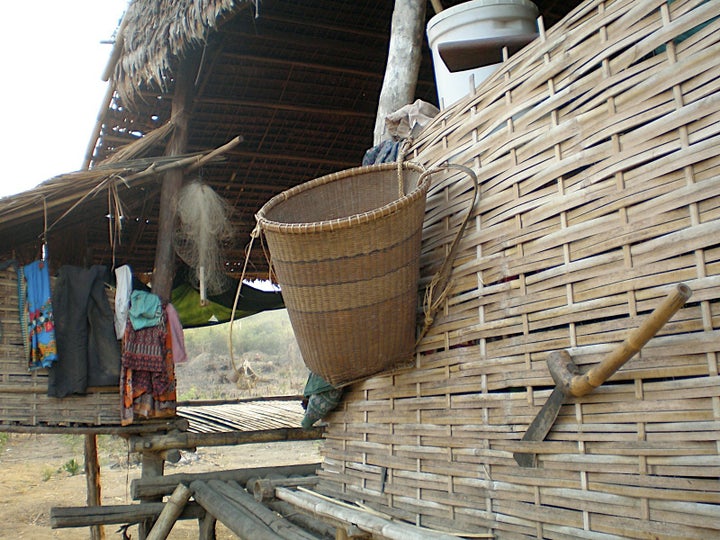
[{"xmin": 174, "ymin": 181, "xmax": 235, "ymax": 296}]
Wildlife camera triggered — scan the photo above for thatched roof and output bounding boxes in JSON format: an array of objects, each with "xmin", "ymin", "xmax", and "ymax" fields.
[
  {"xmin": 110, "ymin": 0, "xmax": 251, "ymax": 104},
  {"xmin": 0, "ymin": 0, "xmax": 581, "ymax": 279}
]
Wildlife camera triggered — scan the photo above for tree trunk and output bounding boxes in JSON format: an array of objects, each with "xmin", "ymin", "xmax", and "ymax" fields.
[
  {"xmin": 372, "ymin": 0, "xmax": 427, "ymax": 146},
  {"xmin": 152, "ymin": 51, "xmax": 201, "ymax": 302}
]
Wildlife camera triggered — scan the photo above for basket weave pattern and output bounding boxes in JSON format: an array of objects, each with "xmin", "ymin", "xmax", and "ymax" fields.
[
  {"xmin": 318, "ymin": 0, "xmax": 720, "ymax": 537},
  {"xmin": 257, "ymin": 162, "xmax": 430, "ymax": 387}
]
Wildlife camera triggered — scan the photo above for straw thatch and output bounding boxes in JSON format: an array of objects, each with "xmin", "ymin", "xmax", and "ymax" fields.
[{"xmin": 109, "ymin": 0, "xmax": 253, "ymax": 104}]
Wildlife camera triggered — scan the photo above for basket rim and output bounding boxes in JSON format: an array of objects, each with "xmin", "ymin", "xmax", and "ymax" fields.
[{"xmin": 255, "ymin": 161, "xmax": 430, "ymax": 234}]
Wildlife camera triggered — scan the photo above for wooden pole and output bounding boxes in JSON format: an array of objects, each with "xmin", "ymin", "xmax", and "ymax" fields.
[
  {"xmin": 152, "ymin": 50, "xmax": 201, "ymax": 302},
  {"xmin": 51, "ymin": 502, "xmax": 205, "ymax": 528},
  {"xmin": 210, "ymin": 480, "xmax": 318, "ymax": 539},
  {"xmin": 138, "ymin": 452, "xmax": 165, "ymax": 540},
  {"xmin": 129, "ymin": 426, "xmax": 324, "ymax": 453},
  {"xmin": 268, "ymin": 500, "xmax": 337, "ymax": 539},
  {"xmin": 84, "ymin": 434, "xmax": 105, "ymax": 540},
  {"xmin": 146, "ymin": 483, "xmax": 192, "ymax": 540},
  {"xmin": 190, "ymin": 481, "xmax": 285, "ymax": 540},
  {"xmin": 131, "ymin": 462, "xmax": 321, "ymax": 500},
  {"xmin": 372, "ymin": 0, "xmax": 426, "ymax": 145},
  {"xmin": 275, "ymin": 488, "xmax": 464, "ymax": 540},
  {"xmin": 198, "ymin": 512, "xmax": 217, "ymax": 540}
]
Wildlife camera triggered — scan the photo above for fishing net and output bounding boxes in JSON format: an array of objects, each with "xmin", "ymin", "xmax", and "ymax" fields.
[{"xmin": 174, "ymin": 181, "xmax": 234, "ymax": 296}]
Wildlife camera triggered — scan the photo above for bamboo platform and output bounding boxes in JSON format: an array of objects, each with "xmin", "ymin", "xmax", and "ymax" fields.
[
  {"xmin": 177, "ymin": 399, "xmax": 308, "ymax": 434},
  {"xmin": 0, "ymin": 262, "xmax": 314, "ymax": 441},
  {"xmin": 316, "ymin": 0, "xmax": 720, "ymax": 538}
]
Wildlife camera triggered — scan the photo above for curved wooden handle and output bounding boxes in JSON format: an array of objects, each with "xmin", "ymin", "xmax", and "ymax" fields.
[{"xmin": 569, "ymin": 283, "xmax": 692, "ymax": 397}]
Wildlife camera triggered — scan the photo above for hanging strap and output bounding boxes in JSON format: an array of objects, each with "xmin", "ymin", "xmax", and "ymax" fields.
[
  {"xmin": 416, "ymin": 163, "xmax": 479, "ymax": 345},
  {"xmin": 227, "ymin": 224, "xmax": 262, "ymax": 376}
]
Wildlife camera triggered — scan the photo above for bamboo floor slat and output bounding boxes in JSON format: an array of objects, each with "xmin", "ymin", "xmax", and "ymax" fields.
[
  {"xmin": 317, "ymin": 0, "xmax": 720, "ymax": 537},
  {"xmin": 175, "ymin": 400, "xmax": 307, "ymax": 434}
]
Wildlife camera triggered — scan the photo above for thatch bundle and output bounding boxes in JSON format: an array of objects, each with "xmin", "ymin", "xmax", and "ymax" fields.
[{"xmin": 109, "ymin": 0, "xmax": 254, "ymax": 104}]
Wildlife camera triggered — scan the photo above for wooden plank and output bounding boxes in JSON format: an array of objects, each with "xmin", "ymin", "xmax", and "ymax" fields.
[
  {"xmin": 50, "ymin": 502, "xmax": 204, "ymax": 528},
  {"xmin": 190, "ymin": 480, "xmax": 285, "ymax": 540},
  {"xmin": 208, "ymin": 480, "xmax": 319, "ymax": 540},
  {"xmin": 131, "ymin": 462, "xmax": 321, "ymax": 500},
  {"xmin": 130, "ymin": 426, "xmax": 324, "ymax": 452}
]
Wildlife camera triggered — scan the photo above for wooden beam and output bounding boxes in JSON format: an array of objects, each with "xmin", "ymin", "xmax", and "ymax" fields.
[
  {"xmin": 251, "ymin": 476, "xmax": 320, "ymax": 502},
  {"xmin": 51, "ymin": 502, "xmax": 205, "ymax": 528},
  {"xmin": 199, "ymin": 512, "xmax": 218, "ymax": 540},
  {"xmin": 275, "ymin": 488, "xmax": 465, "ymax": 540},
  {"xmin": 0, "ymin": 418, "xmax": 188, "ymax": 435},
  {"xmin": 190, "ymin": 480, "xmax": 285, "ymax": 540},
  {"xmin": 207, "ymin": 480, "xmax": 318, "ymax": 539},
  {"xmin": 152, "ymin": 50, "xmax": 201, "ymax": 302},
  {"xmin": 268, "ymin": 500, "xmax": 337, "ymax": 539},
  {"xmin": 130, "ymin": 426, "xmax": 324, "ymax": 453},
  {"xmin": 131, "ymin": 462, "xmax": 321, "ymax": 500}
]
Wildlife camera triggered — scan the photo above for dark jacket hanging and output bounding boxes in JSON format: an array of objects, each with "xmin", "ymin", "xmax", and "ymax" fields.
[{"xmin": 48, "ymin": 265, "xmax": 121, "ymax": 397}]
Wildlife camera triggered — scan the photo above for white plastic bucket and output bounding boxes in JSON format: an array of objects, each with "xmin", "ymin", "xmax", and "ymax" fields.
[{"xmin": 427, "ymin": 0, "xmax": 539, "ymax": 108}]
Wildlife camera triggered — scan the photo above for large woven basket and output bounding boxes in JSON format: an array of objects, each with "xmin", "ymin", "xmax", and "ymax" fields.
[{"xmin": 256, "ymin": 162, "xmax": 430, "ymax": 387}]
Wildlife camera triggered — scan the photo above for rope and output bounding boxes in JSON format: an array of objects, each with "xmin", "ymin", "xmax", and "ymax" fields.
[
  {"xmin": 227, "ymin": 223, "xmax": 262, "ymax": 377},
  {"xmin": 396, "ymin": 138, "xmax": 413, "ymax": 198},
  {"xmin": 416, "ymin": 164, "xmax": 479, "ymax": 345}
]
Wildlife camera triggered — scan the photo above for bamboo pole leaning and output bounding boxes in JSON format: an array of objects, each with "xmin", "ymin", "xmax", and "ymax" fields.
[
  {"xmin": 208, "ymin": 480, "xmax": 319, "ymax": 540},
  {"xmin": 131, "ymin": 462, "xmax": 321, "ymax": 500},
  {"xmin": 145, "ymin": 483, "xmax": 192, "ymax": 540},
  {"xmin": 275, "ymin": 487, "xmax": 469, "ymax": 540},
  {"xmin": 190, "ymin": 480, "xmax": 284, "ymax": 540}
]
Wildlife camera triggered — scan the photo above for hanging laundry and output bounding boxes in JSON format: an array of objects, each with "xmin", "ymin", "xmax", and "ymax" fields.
[
  {"xmin": 165, "ymin": 303, "xmax": 188, "ymax": 364},
  {"xmin": 120, "ymin": 302, "xmax": 176, "ymax": 425},
  {"xmin": 129, "ymin": 289, "xmax": 163, "ymax": 330},
  {"xmin": 48, "ymin": 265, "xmax": 121, "ymax": 397},
  {"xmin": 22, "ymin": 260, "xmax": 58, "ymax": 370},
  {"xmin": 114, "ymin": 265, "xmax": 133, "ymax": 339}
]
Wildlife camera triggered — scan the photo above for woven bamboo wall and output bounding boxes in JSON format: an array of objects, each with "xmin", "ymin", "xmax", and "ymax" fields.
[
  {"xmin": 317, "ymin": 0, "xmax": 720, "ymax": 538},
  {"xmin": 0, "ymin": 266, "xmax": 120, "ymax": 427}
]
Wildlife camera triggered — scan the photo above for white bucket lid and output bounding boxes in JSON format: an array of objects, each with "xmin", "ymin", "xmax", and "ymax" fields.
[{"xmin": 428, "ymin": 0, "xmax": 539, "ymax": 37}]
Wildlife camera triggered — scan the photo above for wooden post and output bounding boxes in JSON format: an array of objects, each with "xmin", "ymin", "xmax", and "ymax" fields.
[
  {"xmin": 198, "ymin": 512, "xmax": 217, "ymax": 540},
  {"xmin": 131, "ymin": 462, "xmax": 321, "ymax": 500},
  {"xmin": 372, "ymin": 0, "xmax": 427, "ymax": 145},
  {"xmin": 152, "ymin": 50, "xmax": 201, "ymax": 302},
  {"xmin": 84, "ymin": 434, "xmax": 105, "ymax": 540},
  {"xmin": 190, "ymin": 481, "xmax": 285, "ymax": 540},
  {"xmin": 138, "ymin": 451, "xmax": 165, "ymax": 540}
]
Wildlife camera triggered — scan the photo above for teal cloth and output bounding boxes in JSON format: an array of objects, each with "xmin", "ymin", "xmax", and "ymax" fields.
[
  {"xmin": 129, "ymin": 290, "xmax": 163, "ymax": 330},
  {"xmin": 301, "ymin": 372, "xmax": 343, "ymax": 429}
]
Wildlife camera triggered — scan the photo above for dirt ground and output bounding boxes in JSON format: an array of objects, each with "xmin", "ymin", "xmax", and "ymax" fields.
[{"xmin": 0, "ymin": 433, "xmax": 322, "ymax": 539}]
